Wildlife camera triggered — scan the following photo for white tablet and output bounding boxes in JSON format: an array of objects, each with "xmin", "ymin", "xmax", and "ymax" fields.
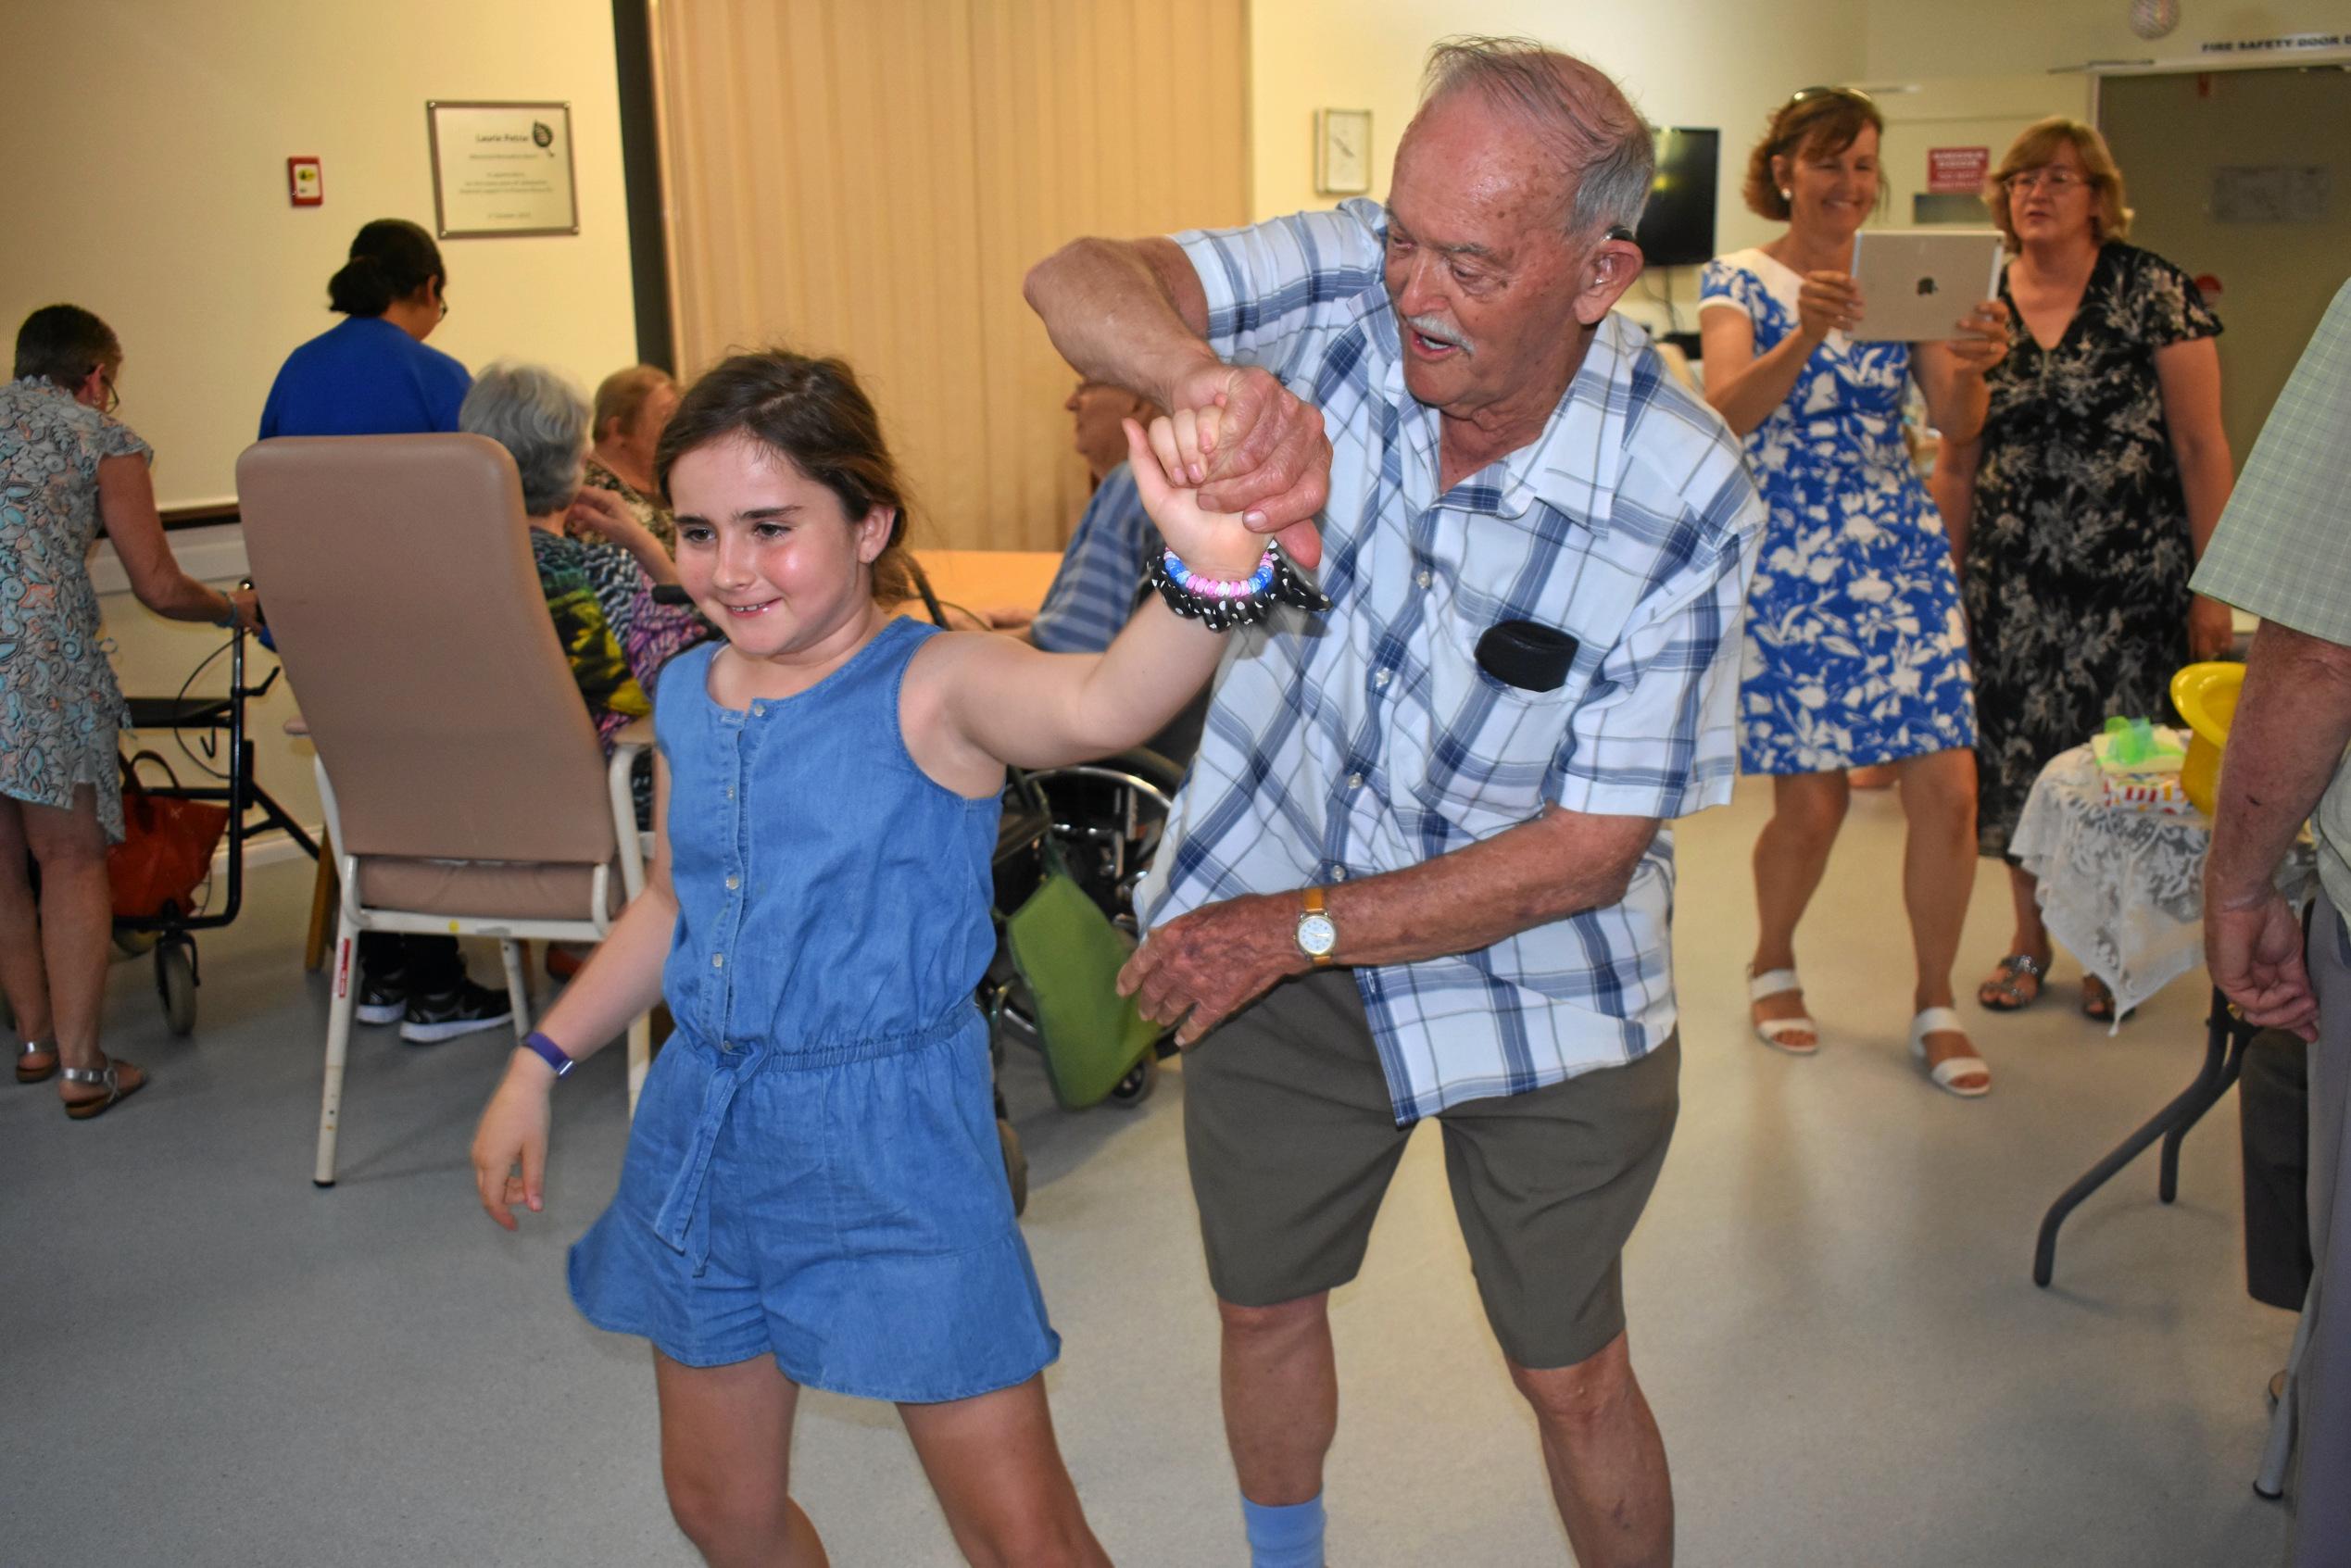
[{"xmin": 1846, "ymin": 230, "xmax": 2005, "ymax": 344}]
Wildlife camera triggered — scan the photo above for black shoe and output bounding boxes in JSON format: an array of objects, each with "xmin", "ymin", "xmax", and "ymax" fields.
[
  {"xmin": 398, "ymin": 981, "xmax": 515, "ymax": 1045},
  {"xmin": 356, "ymin": 968, "xmax": 409, "ymax": 1026}
]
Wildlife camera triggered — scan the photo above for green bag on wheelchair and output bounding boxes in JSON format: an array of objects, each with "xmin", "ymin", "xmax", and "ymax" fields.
[{"xmin": 1001, "ymin": 862, "xmax": 1162, "ymax": 1111}]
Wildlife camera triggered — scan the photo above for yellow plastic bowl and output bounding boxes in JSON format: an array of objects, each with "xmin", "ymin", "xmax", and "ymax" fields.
[{"xmin": 2170, "ymin": 661, "xmax": 2245, "ymax": 818}]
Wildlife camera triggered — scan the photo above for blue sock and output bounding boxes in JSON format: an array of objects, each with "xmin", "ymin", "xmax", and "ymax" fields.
[{"xmin": 1241, "ymin": 1494, "xmax": 1325, "ymax": 1568}]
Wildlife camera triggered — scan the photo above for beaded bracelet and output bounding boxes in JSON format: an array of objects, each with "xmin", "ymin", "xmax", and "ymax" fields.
[{"xmin": 1150, "ymin": 544, "xmax": 1331, "ymax": 633}]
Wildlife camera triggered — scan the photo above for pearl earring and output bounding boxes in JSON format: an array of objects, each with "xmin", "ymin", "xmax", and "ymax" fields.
[{"xmin": 1779, "ymin": 188, "xmax": 1792, "ymax": 202}]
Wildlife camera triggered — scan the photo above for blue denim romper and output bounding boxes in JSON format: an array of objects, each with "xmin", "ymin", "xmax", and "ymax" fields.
[{"xmin": 568, "ymin": 620, "xmax": 1059, "ymax": 1402}]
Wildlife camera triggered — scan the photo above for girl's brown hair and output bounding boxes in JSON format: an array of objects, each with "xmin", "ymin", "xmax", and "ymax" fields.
[
  {"xmin": 1985, "ymin": 117, "xmax": 2132, "ymax": 250},
  {"xmin": 1742, "ymin": 87, "xmax": 1885, "ymax": 221},
  {"xmin": 655, "ymin": 351, "xmax": 916, "ymax": 605}
]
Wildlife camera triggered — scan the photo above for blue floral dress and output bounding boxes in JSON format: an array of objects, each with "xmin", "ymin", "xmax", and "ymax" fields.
[
  {"xmin": 1699, "ymin": 249, "xmax": 1976, "ymax": 773},
  {"xmin": 0, "ymin": 376, "xmax": 150, "ymax": 842}
]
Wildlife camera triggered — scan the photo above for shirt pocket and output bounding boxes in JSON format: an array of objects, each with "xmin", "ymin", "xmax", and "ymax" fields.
[{"xmin": 1409, "ymin": 611, "xmax": 1582, "ymax": 837}]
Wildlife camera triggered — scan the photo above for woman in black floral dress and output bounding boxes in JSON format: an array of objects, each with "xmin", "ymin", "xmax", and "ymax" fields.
[{"xmin": 1942, "ymin": 119, "xmax": 2237, "ymax": 1020}]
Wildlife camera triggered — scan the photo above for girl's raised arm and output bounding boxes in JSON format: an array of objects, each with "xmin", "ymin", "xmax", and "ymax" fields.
[{"xmin": 908, "ymin": 415, "xmax": 1314, "ymax": 788}]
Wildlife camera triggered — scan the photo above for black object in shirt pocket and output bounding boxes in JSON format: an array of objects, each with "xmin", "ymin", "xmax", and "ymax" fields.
[{"xmin": 1475, "ymin": 620, "xmax": 1579, "ymax": 694}]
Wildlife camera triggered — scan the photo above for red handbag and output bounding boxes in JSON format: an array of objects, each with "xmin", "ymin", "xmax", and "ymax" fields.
[{"xmin": 107, "ymin": 751, "xmax": 230, "ymax": 920}]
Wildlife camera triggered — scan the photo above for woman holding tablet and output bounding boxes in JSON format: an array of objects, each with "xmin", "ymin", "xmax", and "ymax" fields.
[
  {"xmin": 1941, "ymin": 119, "xmax": 2232, "ymax": 1022},
  {"xmin": 1700, "ymin": 86, "xmax": 2011, "ymax": 1097}
]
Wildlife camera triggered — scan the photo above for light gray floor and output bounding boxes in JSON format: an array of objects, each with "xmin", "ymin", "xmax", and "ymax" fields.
[{"xmin": 1, "ymin": 777, "xmax": 2294, "ymax": 1566}]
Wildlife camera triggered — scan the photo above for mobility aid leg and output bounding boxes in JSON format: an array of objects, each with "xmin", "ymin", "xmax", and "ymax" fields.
[{"xmin": 315, "ymin": 907, "xmax": 358, "ymax": 1186}]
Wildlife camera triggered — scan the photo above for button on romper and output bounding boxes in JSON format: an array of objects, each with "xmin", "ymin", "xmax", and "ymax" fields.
[{"xmin": 569, "ymin": 621, "xmax": 1059, "ymax": 1401}]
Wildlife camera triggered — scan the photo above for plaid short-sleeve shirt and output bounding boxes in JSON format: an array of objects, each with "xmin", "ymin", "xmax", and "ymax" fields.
[{"xmin": 1137, "ymin": 200, "xmax": 1765, "ymax": 1123}]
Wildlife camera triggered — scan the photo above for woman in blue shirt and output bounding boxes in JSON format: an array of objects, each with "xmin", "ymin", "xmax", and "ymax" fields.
[
  {"xmin": 258, "ymin": 219, "xmax": 505, "ymax": 1039},
  {"xmin": 260, "ymin": 219, "xmax": 470, "ymax": 437}
]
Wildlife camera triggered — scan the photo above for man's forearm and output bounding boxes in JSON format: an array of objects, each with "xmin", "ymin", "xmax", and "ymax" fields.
[
  {"xmin": 1324, "ymin": 806, "xmax": 1660, "ymax": 967},
  {"xmin": 2207, "ymin": 620, "xmax": 2351, "ymax": 904},
  {"xmin": 1025, "ymin": 237, "xmax": 1216, "ymax": 411}
]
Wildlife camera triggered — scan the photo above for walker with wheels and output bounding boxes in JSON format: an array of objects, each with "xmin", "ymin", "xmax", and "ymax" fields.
[{"xmin": 111, "ymin": 614, "xmax": 318, "ymax": 1035}]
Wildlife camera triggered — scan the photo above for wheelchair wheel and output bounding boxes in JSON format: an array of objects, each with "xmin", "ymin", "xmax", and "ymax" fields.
[
  {"xmin": 157, "ymin": 937, "xmax": 197, "ymax": 1037},
  {"xmin": 1105, "ymin": 1052, "xmax": 1159, "ymax": 1109},
  {"xmin": 1020, "ymin": 747, "xmax": 1185, "ymax": 921},
  {"xmin": 999, "ymin": 1117, "xmax": 1029, "ymax": 1216}
]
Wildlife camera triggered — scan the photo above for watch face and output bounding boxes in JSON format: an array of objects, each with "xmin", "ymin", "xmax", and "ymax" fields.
[{"xmin": 1297, "ymin": 911, "xmax": 1338, "ymax": 958}]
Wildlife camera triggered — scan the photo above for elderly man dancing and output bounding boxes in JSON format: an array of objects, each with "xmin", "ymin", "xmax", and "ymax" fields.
[{"xmin": 1026, "ymin": 37, "xmax": 1762, "ymax": 1568}]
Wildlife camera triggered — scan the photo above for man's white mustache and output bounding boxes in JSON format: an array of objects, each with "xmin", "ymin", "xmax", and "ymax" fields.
[{"xmin": 1403, "ymin": 315, "xmax": 1473, "ymax": 355}]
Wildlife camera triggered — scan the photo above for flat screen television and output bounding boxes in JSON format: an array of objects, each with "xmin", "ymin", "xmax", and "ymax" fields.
[{"xmin": 1635, "ymin": 128, "xmax": 1719, "ymax": 268}]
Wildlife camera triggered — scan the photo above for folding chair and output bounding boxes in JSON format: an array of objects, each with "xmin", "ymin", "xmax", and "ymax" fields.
[{"xmin": 236, "ymin": 433, "xmax": 652, "ymax": 1186}]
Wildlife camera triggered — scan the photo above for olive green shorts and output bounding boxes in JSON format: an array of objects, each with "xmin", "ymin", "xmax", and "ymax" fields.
[{"xmin": 1183, "ymin": 967, "xmax": 1679, "ymax": 1370}]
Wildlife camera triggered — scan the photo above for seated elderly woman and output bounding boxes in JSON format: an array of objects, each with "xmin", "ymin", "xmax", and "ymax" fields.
[
  {"xmin": 457, "ymin": 362, "xmax": 708, "ymax": 814},
  {"xmin": 579, "ymin": 363, "xmax": 680, "ymax": 552}
]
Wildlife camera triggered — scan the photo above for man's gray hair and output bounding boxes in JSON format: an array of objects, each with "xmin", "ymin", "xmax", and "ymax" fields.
[
  {"xmin": 461, "ymin": 361, "xmax": 591, "ymax": 516},
  {"xmin": 1420, "ymin": 36, "xmax": 1655, "ymax": 241}
]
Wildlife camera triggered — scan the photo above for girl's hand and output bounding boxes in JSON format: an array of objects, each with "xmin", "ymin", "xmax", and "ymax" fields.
[
  {"xmin": 1797, "ymin": 270, "xmax": 1863, "ymax": 343},
  {"xmin": 1945, "ymin": 298, "xmax": 2012, "ymax": 375},
  {"xmin": 1127, "ymin": 413, "xmax": 1278, "ymax": 579},
  {"xmin": 471, "ymin": 1053, "xmax": 555, "ymax": 1231}
]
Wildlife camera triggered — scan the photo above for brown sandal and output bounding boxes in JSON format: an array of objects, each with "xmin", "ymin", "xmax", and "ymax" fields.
[
  {"xmin": 2081, "ymin": 975, "xmax": 2131, "ymax": 1024},
  {"xmin": 60, "ymin": 1056, "xmax": 145, "ymax": 1121},
  {"xmin": 16, "ymin": 1038, "xmax": 58, "ymax": 1084},
  {"xmin": 1978, "ymin": 954, "xmax": 2045, "ymax": 1012}
]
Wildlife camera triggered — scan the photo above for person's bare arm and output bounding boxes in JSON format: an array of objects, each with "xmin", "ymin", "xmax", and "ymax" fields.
[
  {"xmin": 2156, "ymin": 337, "xmax": 2238, "ymax": 659},
  {"xmin": 1120, "ymin": 806, "xmax": 1660, "ymax": 1045},
  {"xmin": 1910, "ymin": 299, "xmax": 2009, "ymax": 445},
  {"xmin": 2204, "ymin": 621, "xmax": 2351, "ymax": 1038},
  {"xmin": 911, "ymin": 416, "xmax": 1256, "ymax": 790},
  {"xmin": 472, "ymin": 756, "xmax": 677, "ymax": 1227},
  {"xmin": 96, "ymin": 455, "xmax": 252, "ymax": 626},
  {"xmin": 1700, "ymin": 302, "xmax": 1822, "ymax": 438},
  {"xmin": 1025, "ymin": 236, "xmax": 1214, "ymax": 409},
  {"xmin": 1025, "ymin": 234, "xmax": 1330, "ymax": 553},
  {"xmin": 567, "ymin": 485, "xmax": 679, "ymax": 586},
  {"xmin": 1934, "ymin": 435, "xmax": 1980, "ymax": 573}
]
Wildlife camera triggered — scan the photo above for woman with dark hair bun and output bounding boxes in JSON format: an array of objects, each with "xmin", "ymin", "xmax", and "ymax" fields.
[
  {"xmin": 256, "ymin": 218, "xmax": 508, "ymax": 1040},
  {"xmin": 258, "ymin": 218, "xmax": 471, "ymax": 438}
]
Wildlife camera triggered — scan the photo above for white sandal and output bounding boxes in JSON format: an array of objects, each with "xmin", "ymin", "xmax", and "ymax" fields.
[
  {"xmin": 1909, "ymin": 1007, "xmax": 1990, "ymax": 1098},
  {"xmin": 1749, "ymin": 969, "xmax": 1818, "ymax": 1055}
]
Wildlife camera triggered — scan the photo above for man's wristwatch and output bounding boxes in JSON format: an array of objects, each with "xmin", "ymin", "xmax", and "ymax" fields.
[{"xmin": 1295, "ymin": 886, "xmax": 1338, "ymax": 966}]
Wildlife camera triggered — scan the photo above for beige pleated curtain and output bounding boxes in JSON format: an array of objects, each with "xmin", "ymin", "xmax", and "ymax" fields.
[{"xmin": 649, "ymin": 0, "xmax": 1251, "ymax": 552}]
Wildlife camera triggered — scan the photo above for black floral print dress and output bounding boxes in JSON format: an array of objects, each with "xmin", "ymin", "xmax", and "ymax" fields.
[{"xmin": 1962, "ymin": 243, "xmax": 2219, "ymax": 858}]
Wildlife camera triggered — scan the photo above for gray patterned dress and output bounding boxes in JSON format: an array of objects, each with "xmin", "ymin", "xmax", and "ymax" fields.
[
  {"xmin": 0, "ymin": 377, "xmax": 150, "ymax": 842},
  {"xmin": 1963, "ymin": 243, "xmax": 2219, "ymax": 858}
]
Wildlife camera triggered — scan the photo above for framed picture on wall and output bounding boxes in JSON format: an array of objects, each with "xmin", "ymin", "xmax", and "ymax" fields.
[
  {"xmin": 1315, "ymin": 109, "xmax": 1373, "ymax": 195},
  {"xmin": 426, "ymin": 100, "xmax": 579, "ymax": 238}
]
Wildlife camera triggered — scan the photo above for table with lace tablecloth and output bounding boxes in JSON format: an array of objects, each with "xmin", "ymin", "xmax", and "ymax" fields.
[
  {"xmin": 2010, "ymin": 740, "xmax": 2312, "ymax": 1287},
  {"xmin": 2008, "ymin": 742, "xmax": 2311, "ymax": 1023}
]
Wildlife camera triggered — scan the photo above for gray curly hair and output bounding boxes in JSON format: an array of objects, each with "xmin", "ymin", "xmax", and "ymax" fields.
[
  {"xmin": 1419, "ymin": 36, "xmax": 1655, "ymax": 242},
  {"xmin": 459, "ymin": 361, "xmax": 590, "ymax": 516}
]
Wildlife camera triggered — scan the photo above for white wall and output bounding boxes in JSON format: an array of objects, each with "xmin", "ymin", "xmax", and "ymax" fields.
[
  {"xmin": 3, "ymin": 0, "xmax": 641, "ymax": 834},
  {"xmin": 1865, "ymin": 0, "xmax": 2351, "ymax": 79},
  {"xmin": 1247, "ymin": 0, "xmax": 1872, "ymax": 336},
  {"xmin": 1, "ymin": 0, "xmax": 638, "ymax": 509}
]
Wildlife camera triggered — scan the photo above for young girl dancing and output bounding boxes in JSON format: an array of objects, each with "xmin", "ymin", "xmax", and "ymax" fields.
[{"xmin": 470, "ymin": 349, "xmax": 1317, "ymax": 1567}]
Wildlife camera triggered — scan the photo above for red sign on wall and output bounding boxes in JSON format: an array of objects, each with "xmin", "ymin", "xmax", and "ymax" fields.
[{"xmin": 1928, "ymin": 146, "xmax": 1990, "ymax": 194}]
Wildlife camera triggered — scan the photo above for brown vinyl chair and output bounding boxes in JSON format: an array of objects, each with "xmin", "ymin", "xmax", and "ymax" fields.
[{"xmin": 236, "ymin": 434, "xmax": 652, "ymax": 1186}]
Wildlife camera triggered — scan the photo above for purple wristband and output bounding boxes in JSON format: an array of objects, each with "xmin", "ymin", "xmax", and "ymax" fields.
[{"xmin": 522, "ymin": 1030, "xmax": 574, "ymax": 1080}]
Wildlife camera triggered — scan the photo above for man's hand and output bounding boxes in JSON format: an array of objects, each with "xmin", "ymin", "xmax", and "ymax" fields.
[
  {"xmin": 1171, "ymin": 364, "xmax": 1331, "ymax": 570},
  {"xmin": 2206, "ymin": 887, "xmax": 2318, "ymax": 1040},
  {"xmin": 1119, "ymin": 891, "xmax": 1309, "ymax": 1047}
]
